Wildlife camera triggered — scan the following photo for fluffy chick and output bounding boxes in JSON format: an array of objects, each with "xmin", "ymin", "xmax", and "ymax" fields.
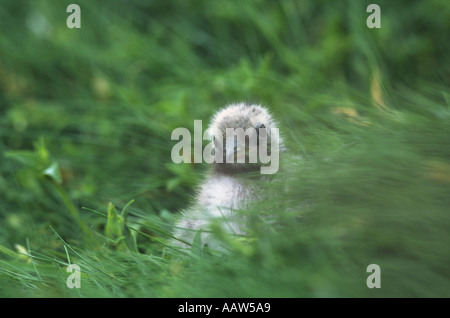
[{"xmin": 172, "ymin": 103, "xmax": 283, "ymax": 252}]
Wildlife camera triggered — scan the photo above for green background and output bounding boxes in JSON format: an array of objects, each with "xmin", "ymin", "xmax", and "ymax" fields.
[{"xmin": 0, "ymin": 0, "xmax": 449, "ymax": 297}]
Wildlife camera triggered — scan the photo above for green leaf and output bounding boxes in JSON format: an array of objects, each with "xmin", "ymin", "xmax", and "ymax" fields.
[
  {"xmin": 105, "ymin": 202, "xmax": 124, "ymax": 239},
  {"xmin": 43, "ymin": 163, "xmax": 63, "ymax": 185}
]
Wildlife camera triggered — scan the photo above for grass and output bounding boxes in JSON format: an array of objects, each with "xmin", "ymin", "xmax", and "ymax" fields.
[{"xmin": 0, "ymin": 0, "xmax": 449, "ymax": 298}]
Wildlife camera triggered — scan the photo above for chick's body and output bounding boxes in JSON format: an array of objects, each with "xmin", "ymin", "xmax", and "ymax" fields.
[{"xmin": 173, "ymin": 172, "xmax": 254, "ymax": 250}]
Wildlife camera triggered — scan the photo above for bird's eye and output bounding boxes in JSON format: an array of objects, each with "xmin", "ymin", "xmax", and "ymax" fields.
[
  {"xmin": 256, "ymin": 123, "xmax": 266, "ymax": 147},
  {"xmin": 256, "ymin": 123, "xmax": 265, "ymax": 134}
]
